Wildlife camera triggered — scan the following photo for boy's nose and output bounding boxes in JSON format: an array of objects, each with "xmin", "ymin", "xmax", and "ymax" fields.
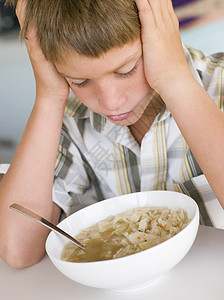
[{"xmin": 97, "ymin": 86, "xmax": 127, "ymax": 112}]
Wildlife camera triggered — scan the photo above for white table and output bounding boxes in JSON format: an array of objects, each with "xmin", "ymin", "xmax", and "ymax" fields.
[{"xmin": 1, "ymin": 225, "xmax": 224, "ymax": 300}]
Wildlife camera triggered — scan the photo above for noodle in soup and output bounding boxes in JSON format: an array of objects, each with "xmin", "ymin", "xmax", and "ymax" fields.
[{"xmin": 61, "ymin": 207, "xmax": 190, "ymax": 263}]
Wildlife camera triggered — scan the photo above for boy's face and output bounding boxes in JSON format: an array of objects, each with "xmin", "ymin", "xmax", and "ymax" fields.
[{"xmin": 56, "ymin": 38, "xmax": 153, "ymax": 126}]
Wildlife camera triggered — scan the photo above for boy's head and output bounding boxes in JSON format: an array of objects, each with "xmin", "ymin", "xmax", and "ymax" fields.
[{"xmin": 7, "ymin": 0, "xmax": 140, "ymax": 63}]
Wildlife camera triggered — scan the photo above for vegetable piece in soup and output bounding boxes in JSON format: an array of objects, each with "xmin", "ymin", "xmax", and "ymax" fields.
[{"xmin": 61, "ymin": 207, "xmax": 190, "ymax": 262}]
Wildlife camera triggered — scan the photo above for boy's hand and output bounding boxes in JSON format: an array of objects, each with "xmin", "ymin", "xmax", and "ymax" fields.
[
  {"xmin": 16, "ymin": 0, "xmax": 69, "ymax": 104},
  {"xmin": 135, "ymin": 0, "xmax": 193, "ymax": 95}
]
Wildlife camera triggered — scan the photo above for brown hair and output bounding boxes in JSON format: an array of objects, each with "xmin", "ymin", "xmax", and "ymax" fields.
[{"xmin": 6, "ymin": 0, "xmax": 140, "ymax": 63}]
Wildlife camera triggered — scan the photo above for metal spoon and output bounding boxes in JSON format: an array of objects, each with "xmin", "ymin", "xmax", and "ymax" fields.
[{"xmin": 9, "ymin": 203, "xmax": 86, "ymax": 250}]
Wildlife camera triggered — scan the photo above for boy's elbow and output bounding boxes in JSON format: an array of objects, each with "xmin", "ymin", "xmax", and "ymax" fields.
[
  {"xmin": 3, "ymin": 256, "xmax": 41, "ymax": 269},
  {"xmin": 0, "ymin": 245, "xmax": 45, "ymax": 269}
]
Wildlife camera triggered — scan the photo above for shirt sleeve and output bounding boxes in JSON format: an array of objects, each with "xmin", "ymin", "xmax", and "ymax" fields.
[
  {"xmin": 186, "ymin": 46, "xmax": 224, "ymax": 113},
  {"xmin": 176, "ymin": 174, "xmax": 224, "ymax": 229},
  {"xmin": 191, "ymin": 175, "xmax": 224, "ymax": 229},
  {"xmin": 53, "ymin": 121, "xmax": 99, "ymax": 216},
  {"xmin": 0, "ymin": 164, "xmax": 10, "ymax": 180}
]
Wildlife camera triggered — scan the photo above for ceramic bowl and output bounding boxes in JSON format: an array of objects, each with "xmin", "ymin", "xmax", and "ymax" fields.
[{"xmin": 46, "ymin": 190, "xmax": 199, "ymax": 292}]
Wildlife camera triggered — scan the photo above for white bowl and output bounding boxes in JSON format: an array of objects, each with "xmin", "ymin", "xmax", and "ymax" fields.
[{"xmin": 46, "ymin": 191, "xmax": 199, "ymax": 292}]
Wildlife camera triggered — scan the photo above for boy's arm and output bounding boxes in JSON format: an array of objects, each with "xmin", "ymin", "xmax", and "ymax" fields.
[
  {"xmin": 0, "ymin": 0, "xmax": 69, "ymax": 268},
  {"xmin": 135, "ymin": 0, "xmax": 224, "ymax": 208}
]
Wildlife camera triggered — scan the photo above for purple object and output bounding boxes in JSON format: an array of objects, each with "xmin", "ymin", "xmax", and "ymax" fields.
[
  {"xmin": 172, "ymin": 0, "xmax": 198, "ymax": 8},
  {"xmin": 172, "ymin": 0, "xmax": 200, "ymax": 27}
]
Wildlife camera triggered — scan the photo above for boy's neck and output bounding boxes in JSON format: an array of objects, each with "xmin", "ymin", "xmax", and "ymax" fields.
[{"xmin": 128, "ymin": 95, "xmax": 165, "ymax": 146}]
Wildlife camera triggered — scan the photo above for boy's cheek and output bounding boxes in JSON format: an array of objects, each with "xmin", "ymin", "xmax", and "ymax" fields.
[
  {"xmin": 70, "ymin": 87, "xmax": 91, "ymax": 102},
  {"xmin": 70, "ymin": 88, "xmax": 99, "ymax": 111}
]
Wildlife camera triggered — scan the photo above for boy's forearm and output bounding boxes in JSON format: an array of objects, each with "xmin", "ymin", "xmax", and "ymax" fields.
[
  {"xmin": 159, "ymin": 76, "xmax": 224, "ymax": 208},
  {"xmin": 0, "ymin": 98, "xmax": 65, "ymax": 268},
  {"xmin": 0, "ymin": 0, "xmax": 71, "ymax": 268}
]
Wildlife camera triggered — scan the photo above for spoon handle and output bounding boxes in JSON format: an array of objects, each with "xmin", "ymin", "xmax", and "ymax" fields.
[{"xmin": 9, "ymin": 203, "xmax": 85, "ymax": 250}]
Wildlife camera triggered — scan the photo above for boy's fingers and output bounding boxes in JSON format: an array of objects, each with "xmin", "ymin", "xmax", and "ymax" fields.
[
  {"xmin": 146, "ymin": 0, "xmax": 164, "ymax": 24},
  {"xmin": 15, "ymin": 0, "xmax": 26, "ymax": 27},
  {"xmin": 150, "ymin": 0, "xmax": 171, "ymax": 15},
  {"xmin": 151, "ymin": 0, "xmax": 178, "ymax": 27},
  {"xmin": 135, "ymin": 0, "xmax": 155, "ymax": 31},
  {"xmin": 16, "ymin": 0, "xmax": 39, "ymax": 51},
  {"xmin": 136, "ymin": 0, "xmax": 176, "ymax": 29}
]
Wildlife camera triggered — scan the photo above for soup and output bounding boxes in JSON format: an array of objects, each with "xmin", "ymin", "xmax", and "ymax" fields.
[{"xmin": 61, "ymin": 207, "xmax": 190, "ymax": 263}]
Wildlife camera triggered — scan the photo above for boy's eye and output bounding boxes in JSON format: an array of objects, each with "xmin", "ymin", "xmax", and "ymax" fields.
[
  {"xmin": 116, "ymin": 57, "xmax": 141, "ymax": 78},
  {"xmin": 70, "ymin": 79, "xmax": 89, "ymax": 88},
  {"xmin": 117, "ymin": 64, "xmax": 137, "ymax": 78}
]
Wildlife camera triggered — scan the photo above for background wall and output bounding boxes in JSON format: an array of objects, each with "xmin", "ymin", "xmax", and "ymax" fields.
[{"xmin": 0, "ymin": 33, "xmax": 35, "ymax": 163}]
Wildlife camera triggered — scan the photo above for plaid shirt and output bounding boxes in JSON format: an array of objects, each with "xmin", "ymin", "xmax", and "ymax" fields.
[{"xmin": 52, "ymin": 46, "xmax": 224, "ymax": 228}]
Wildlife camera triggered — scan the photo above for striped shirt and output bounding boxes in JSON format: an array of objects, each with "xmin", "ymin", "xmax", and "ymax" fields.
[{"xmin": 52, "ymin": 46, "xmax": 224, "ymax": 229}]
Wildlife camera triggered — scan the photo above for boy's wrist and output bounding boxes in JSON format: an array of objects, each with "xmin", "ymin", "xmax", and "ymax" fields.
[
  {"xmin": 155, "ymin": 70, "xmax": 196, "ymax": 102},
  {"xmin": 34, "ymin": 94, "xmax": 67, "ymax": 114}
]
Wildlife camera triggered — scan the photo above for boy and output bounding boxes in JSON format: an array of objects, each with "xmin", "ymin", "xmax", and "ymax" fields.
[{"xmin": 1, "ymin": 0, "xmax": 224, "ymax": 268}]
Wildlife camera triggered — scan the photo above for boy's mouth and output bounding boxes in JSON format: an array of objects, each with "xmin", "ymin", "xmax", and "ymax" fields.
[{"xmin": 106, "ymin": 110, "xmax": 133, "ymax": 122}]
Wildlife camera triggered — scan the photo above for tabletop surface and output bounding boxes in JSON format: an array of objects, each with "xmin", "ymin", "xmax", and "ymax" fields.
[{"xmin": 1, "ymin": 225, "xmax": 224, "ymax": 300}]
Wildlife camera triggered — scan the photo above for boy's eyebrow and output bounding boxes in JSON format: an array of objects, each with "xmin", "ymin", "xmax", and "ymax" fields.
[
  {"xmin": 58, "ymin": 50, "xmax": 141, "ymax": 80},
  {"xmin": 58, "ymin": 72, "xmax": 85, "ymax": 81},
  {"xmin": 56, "ymin": 70, "xmax": 83, "ymax": 80}
]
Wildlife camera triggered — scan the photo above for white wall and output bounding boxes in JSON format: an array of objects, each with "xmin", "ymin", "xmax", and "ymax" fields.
[
  {"xmin": 0, "ymin": 34, "xmax": 35, "ymax": 163},
  {"xmin": 180, "ymin": 18, "xmax": 224, "ymax": 54}
]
